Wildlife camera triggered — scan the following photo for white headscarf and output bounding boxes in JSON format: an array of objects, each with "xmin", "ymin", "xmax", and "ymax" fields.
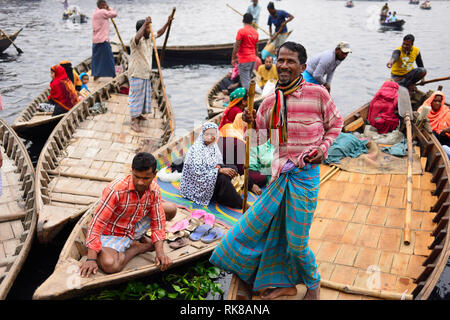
[{"xmin": 180, "ymin": 122, "xmax": 223, "ymax": 206}]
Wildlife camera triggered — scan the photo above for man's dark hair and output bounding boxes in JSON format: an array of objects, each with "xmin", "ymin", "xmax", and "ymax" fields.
[
  {"xmin": 132, "ymin": 152, "xmax": 157, "ymax": 172},
  {"xmin": 243, "ymin": 13, "xmax": 253, "ymax": 24},
  {"xmin": 403, "ymin": 34, "xmax": 415, "ymax": 43},
  {"xmin": 278, "ymin": 41, "xmax": 308, "ymax": 65},
  {"xmin": 267, "ymin": 2, "xmax": 275, "ymax": 9},
  {"xmin": 136, "ymin": 19, "xmax": 145, "ymax": 32},
  {"xmin": 97, "ymin": 0, "xmax": 106, "ymax": 8}
]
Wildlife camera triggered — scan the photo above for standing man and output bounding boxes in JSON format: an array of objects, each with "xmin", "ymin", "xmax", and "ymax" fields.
[
  {"xmin": 210, "ymin": 41, "xmax": 343, "ymax": 300},
  {"xmin": 247, "ymin": 0, "xmax": 261, "ymax": 25},
  {"xmin": 267, "ymin": 1, "xmax": 294, "ymax": 49},
  {"xmin": 80, "ymin": 152, "xmax": 177, "ymax": 277},
  {"xmin": 302, "ymin": 41, "xmax": 352, "ymax": 93},
  {"xmin": 128, "ymin": 16, "xmax": 173, "ymax": 132},
  {"xmin": 91, "ymin": 0, "xmax": 117, "ymax": 81},
  {"xmin": 231, "ymin": 13, "xmax": 259, "ymax": 91},
  {"xmin": 387, "ymin": 34, "xmax": 427, "ymax": 91}
]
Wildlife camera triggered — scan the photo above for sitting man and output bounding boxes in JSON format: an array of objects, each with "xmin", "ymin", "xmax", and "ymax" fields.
[
  {"xmin": 80, "ymin": 152, "xmax": 177, "ymax": 277},
  {"xmin": 386, "ymin": 34, "xmax": 426, "ymax": 91},
  {"xmin": 255, "ymin": 55, "xmax": 278, "ymax": 94}
]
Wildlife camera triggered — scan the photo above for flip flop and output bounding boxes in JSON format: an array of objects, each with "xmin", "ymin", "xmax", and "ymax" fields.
[
  {"xmin": 167, "ymin": 219, "xmax": 189, "ymax": 233},
  {"xmin": 169, "ymin": 237, "xmax": 189, "ymax": 250},
  {"xmin": 189, "ymin": 224, "xmax": 213, "ymax": 241},
  {"xmin": 203, "ymin": 213, "xmax": 216, "ymax": 226},
  {"xmin": 200, "ymin": 227, "xmax": 225, "ymax": 244},
  {"xmin": 167, "ymin": 230, "xmax": 190, "ymax": 242},
  {"xmin": 190, "ymin": 209, "xmax": 206, "ymax": 220},
  {"xmin": 186, "ymin": 217, "xmax": 202, "ymax": 232}
]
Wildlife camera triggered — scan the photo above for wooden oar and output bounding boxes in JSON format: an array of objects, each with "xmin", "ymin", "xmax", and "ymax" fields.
[
  {"xmin": 397, "ymin": 86, "xmax": 414, "ymax": 245},
  {"xmin": 226, "ymin": 3, "xmax": 271, "ymax": 37},
  {"xmin": 418, "ymin": 76, "xmax": 450, "ymax": 86},
  {"xmin": 149, "ymin": 22, "xmax": 174, "ymax": 135},
  {"xmin": 0, "ymin": 28, "xmax": 23, "ymax": 54},
  {"xmin": 110, "ymin": 18, "xmax": 127, "ymax": 54},
  {"xmin": 242, "ymin": 80, "xmax": 256, "ymax": 212},
  {"xmin": 160, "ymin": 7, "xmax": 176, "ymax": 65}
]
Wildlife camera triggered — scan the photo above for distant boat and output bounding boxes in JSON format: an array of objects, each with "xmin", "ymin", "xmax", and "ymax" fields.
[
  {"xmin": 420, "ymin": 2, "xmax": 431, "ymax": 9},
  {"xmin": 0, "ymin": 28, "xmax": 22, "ymax": 54},
  {"xmin": 345, "ymin": 1, "xmax": 354, "ymax": 8},
  {"xmin": 409, "ymin": 0, "xmax": 420, "ymax": 4},
  {"xmin": 380, "ymin": 19, "xmax": 406, "ymax": 29},
  {"xmin": 62, "ymin": 5, "xmax": 88, "ymax": 23}
]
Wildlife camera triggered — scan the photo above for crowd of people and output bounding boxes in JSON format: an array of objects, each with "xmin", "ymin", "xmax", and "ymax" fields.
[{"xmin": 17, "ymin": 0, "xmax": 439, "ymax": 301}]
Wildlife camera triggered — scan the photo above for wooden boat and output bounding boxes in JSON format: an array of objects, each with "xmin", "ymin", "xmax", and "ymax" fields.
[
  {"xmin": 420, "ymin": 3, "xmax": 431, "ymax": 10},
  {"xmin": 32, "ymin": 114, "xmax": 227, "ymax": 300},
  {"xmin": 380, "ymin": 19, "xmax": 406, "ymax": 29},
  {"xmin": 33, "ymin": 70, "xmax": 174, "ymax": 244},
  {"xmin": 409, "ymin": 0, "xmax": 420, "ymax": 4},
  {"xmin": 0, "ymin": 28, "xmax": 22, "ymax": 54},
  {"xmin": 11, "ymin": 51, "xmax": 128, "ymax": 140},
  {"xmin": 0, "ymin": 117, "xmax": 36, "ymax": 299},
  {"xmin": 345, "ymin": 2, "xmax": 354, "ymax": 8},
  {"xmin": 62, "ymin": 5, "xmax": 88, "ymax": 24},
  {"xmin": 205, "ymin": 72, "xmax": 267, "ymax": 119},
  {"xmin": 227, "ymin": 86, "xmax": 450, "ymax": 300},
  {"xmin": 112, "ymin": 40, "xmax": 269, "ymax": 67}
]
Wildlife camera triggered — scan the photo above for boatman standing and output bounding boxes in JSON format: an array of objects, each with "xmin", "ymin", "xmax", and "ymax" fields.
[
  {"xmin": 302, "ymin": 42, "xmax": 352, "ymax": 93},
  {"xmin": 231, "ymin": 13, "xmax": 259, "ymax": 91},
  {"xmin": 387, "ymin": 34, "xmax": 427, "ymax": 91},
  {"xmin": 128, "ymin": 15, "xmax": 173, "ymax": 132},
  {"xmin": 91, "ymin": 0, "xmax": 117, "ymax": 81},
  {"xmin": 266, "ymin": 1, "xmax": 294, "ymax": 49},
  {"xmin": 210, "ymin": 41, "xmax": 343, "ymax": 300}
]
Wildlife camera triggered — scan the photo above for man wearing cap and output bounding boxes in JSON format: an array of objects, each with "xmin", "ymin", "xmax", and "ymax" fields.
[
  {"xmin": 302, "ymin": 42, "xmax": 351, "ymax": 93},
  {"xmin": 386, "ymin": 34, "xmax": 426, "ymax": 91},
  {"xmin": 267, "ymin": 1, "xmax": 294, "ymax": 49}
]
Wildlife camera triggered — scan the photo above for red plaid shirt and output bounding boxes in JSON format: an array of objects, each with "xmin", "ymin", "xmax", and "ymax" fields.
[
  {"xmin": 86, "ymin": 175, "xmax": 166, "ymax": 253},
  {"xmin": 254, "ymin": 82, "xmax": 343, "ymax": 183}
]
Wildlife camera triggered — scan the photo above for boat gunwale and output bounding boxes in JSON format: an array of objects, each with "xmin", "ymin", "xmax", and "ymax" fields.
[{"xmin": 0, "ymin": 117, "xmax": 37, "ymax": 299}]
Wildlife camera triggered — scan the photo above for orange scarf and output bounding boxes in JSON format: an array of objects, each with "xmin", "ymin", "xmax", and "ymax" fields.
[{"xmin": 420, "ymin": 91, "xmax": 449, "ymax": 137}]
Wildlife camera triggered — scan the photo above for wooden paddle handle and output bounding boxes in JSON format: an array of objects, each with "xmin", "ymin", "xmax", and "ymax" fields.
[
  {"xmin": 160, "ymin": 7, "xmax": 176, "ymax": 64},
  {"xmin": 149, "ymin": 22, "xmax": 174, "ymax": 135},
  {"xmin": 111, "ymin": 18, "xmax": 127, "ymax": 54},
  {"xmin": 242, "ymin": 80, "xmax": 256, "ymax": 212},
  {"xmin": 404, "ymin": 114, "xmax": 413, "ymax": 245},
  {"xmin": 418, "ymin": 76, "xmax": 450, "ymax": 86},
  {"xmin": 226, "ymin": 3, "xmax": 271, "ymax": 37}
]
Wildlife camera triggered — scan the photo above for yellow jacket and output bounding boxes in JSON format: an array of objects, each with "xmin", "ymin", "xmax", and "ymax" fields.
[{"xmin": 257, "ymin": 64, "xmax": 278, "ymax": 88}]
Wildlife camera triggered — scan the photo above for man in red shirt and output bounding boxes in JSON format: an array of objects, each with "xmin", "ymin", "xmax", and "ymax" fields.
[
  {"xmin": 80, "ymin": 152, "xmax": 177, "ymax": 277},
  {"xmin": 231, "ymin": 13, "xmax": 259, "ymax": 91}
]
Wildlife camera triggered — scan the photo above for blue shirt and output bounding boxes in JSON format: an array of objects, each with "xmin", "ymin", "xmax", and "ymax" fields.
[
  {"xmin": 267, "ymin": 10, "xmax": 291, "ymax": 33},
  {"xmin": 247, "ymin": 4, "xmax": 261, "ymax": 24}
]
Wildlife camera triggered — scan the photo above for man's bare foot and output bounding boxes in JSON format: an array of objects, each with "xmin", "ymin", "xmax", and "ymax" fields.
[
  {"xmin": 93, "ymin": 76, "xmax": 99, "ymax": 81},
  {"xmin": 131, "ymin": 121, "xmax": 143, "ymax": 132},
  {"xmin": 303, "ymin": 285, "xmax": 320, "ymax": 300},
  {"xmin": 260, "ymin": 286, "xmax": 297, "ymax": 300},
  {"xmin": 137, "ymin": 114, "xmax": 147, "ymax": 120},
  {"xmin": 251, "ymin": 184, "xmax": 262, "ymax": 195}
]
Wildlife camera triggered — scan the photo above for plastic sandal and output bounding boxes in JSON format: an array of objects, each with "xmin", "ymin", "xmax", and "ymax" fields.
[
  {"xmin": 200, "ymin": 227, "xmax": 225, "ymax": 244},
  {"xmin": 169, "ymin": 237, "xmax": 189, "ymax": 250},
  {"xmin": 167, "ymin": 230, "xmax": 190, "ymax": 242},
  {"xmin": 167, "ymin": 219, "xmax": 189, "ymax": 233},
  {"xmin": 203, "ymin": 213, "xmax": 216, "ymax": 226},
  {"xmin": 189, "ymin": 224, "xmax": 213, "ymax": 241},
  {"xmin": 190, "ymin": 209, "xmax": 206, "ymax": 220},
  {"xmin": 186, "ymin": 217, "xmax": 202, "ymax": 232}
]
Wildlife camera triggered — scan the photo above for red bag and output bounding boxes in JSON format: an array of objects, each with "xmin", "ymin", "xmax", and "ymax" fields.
[{"xmin": 368, "ymin": 81, "xmax": 400, "ymax": 134}]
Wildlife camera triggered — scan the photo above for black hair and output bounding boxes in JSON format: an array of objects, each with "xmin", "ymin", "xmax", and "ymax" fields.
[
  {"xmin": 243, "ymin": 13, "xmax": 253, "ymax": 24},
  {"xmin": 403, "ymin": 34, "xmax": 415, "ymax": 43},
  {"xmin": 132, "ymin": 152, "xmax": 157, "ymax": 172},
  {"xmin": 267, "ymin": 2, "xmax": 275, "ymax": 9},
  {"xmin": 278, "ymin": 41, "xmax": 307, "ymax": 65},
  {"xmin": 97, "ymin": 0, "xmax": 106, "ymax": 8},
  {"xmin": 136, "ymin": 19, "xmax": 145, "ymax": 32}
]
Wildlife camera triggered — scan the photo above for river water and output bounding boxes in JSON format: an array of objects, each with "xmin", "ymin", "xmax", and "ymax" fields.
[{"xmin": 1, "ymin": 0, "xmax": 450, "ymax": 299}]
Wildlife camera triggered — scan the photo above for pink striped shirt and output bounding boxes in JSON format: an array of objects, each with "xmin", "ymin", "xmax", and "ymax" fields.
[
  {"xmin": 254, "ymin": 82, "xmax": 343, "ymax": 183},
  {"xmin": 92, "ymin": 8, "xmax": 117, "ymax": 44},
  {"xmin": 86, "ymin": 175, "xmax": 166, "ymax": 253}
]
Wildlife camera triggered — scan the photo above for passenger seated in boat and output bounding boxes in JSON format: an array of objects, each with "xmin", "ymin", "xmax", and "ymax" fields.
[
  {"xmin": 219, "ymin": 113, "xmax": 263, "ymax": 193},
  {"xmin": 80, "ymin": 152, "xmax": 177, "ymax": 277},
  {"xmin": 384, "ymin": 12, "xmax": 391, "ymax": 22},
  {"xmin": 48, "ymin": 65, "xmax": 79, "ymax": 116},
  {"xmin": 418, "ymin": 91, "xmax": 450, "ymax": 149},
  {"xmin": 218, "ymin": 87, "xmax": 247, "ymax": 130},
  {"xmin": 219, "ymin": 68, "xmax": 241, "ymax": 96},
  {"xmin": 59, "ymin": 60, "xmax": 82, "ymax": 91},
  {"xmin": 180, "ymin": 122, "xmax": 250, "ymax": 210},
  {"xmin": 386, "ymin": 34, "xmax": 427, "ymax": 91},
  {"xmin": 255, "ymin": 55, "xmax": 278, "ymax": 94},
  {"xmin": 79, "ymin": 72, "xmax": 91, "ymax": 97},
  {"xmin": 388, "ymin": 11, "xmax": 398, "ymax": 22}
]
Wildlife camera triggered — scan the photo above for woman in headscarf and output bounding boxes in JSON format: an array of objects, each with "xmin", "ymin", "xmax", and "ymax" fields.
[
  {"xmin": 218, "ymin": 87, "xmax": 248, "ymax": 130},
  {"xmin": 180, "ymin": 122, "xmax": 247, "ymax": 209},
  {"xmin": 418, "ymin": 91, "xmax": 449, "ymax": 145},
  {"xmin": 48, "ymin": 65, "xmax": 79, "ymax": 116},
  {"xmin": 59, "ymin": 60, "xmax": 83, "ymax": 91}
]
